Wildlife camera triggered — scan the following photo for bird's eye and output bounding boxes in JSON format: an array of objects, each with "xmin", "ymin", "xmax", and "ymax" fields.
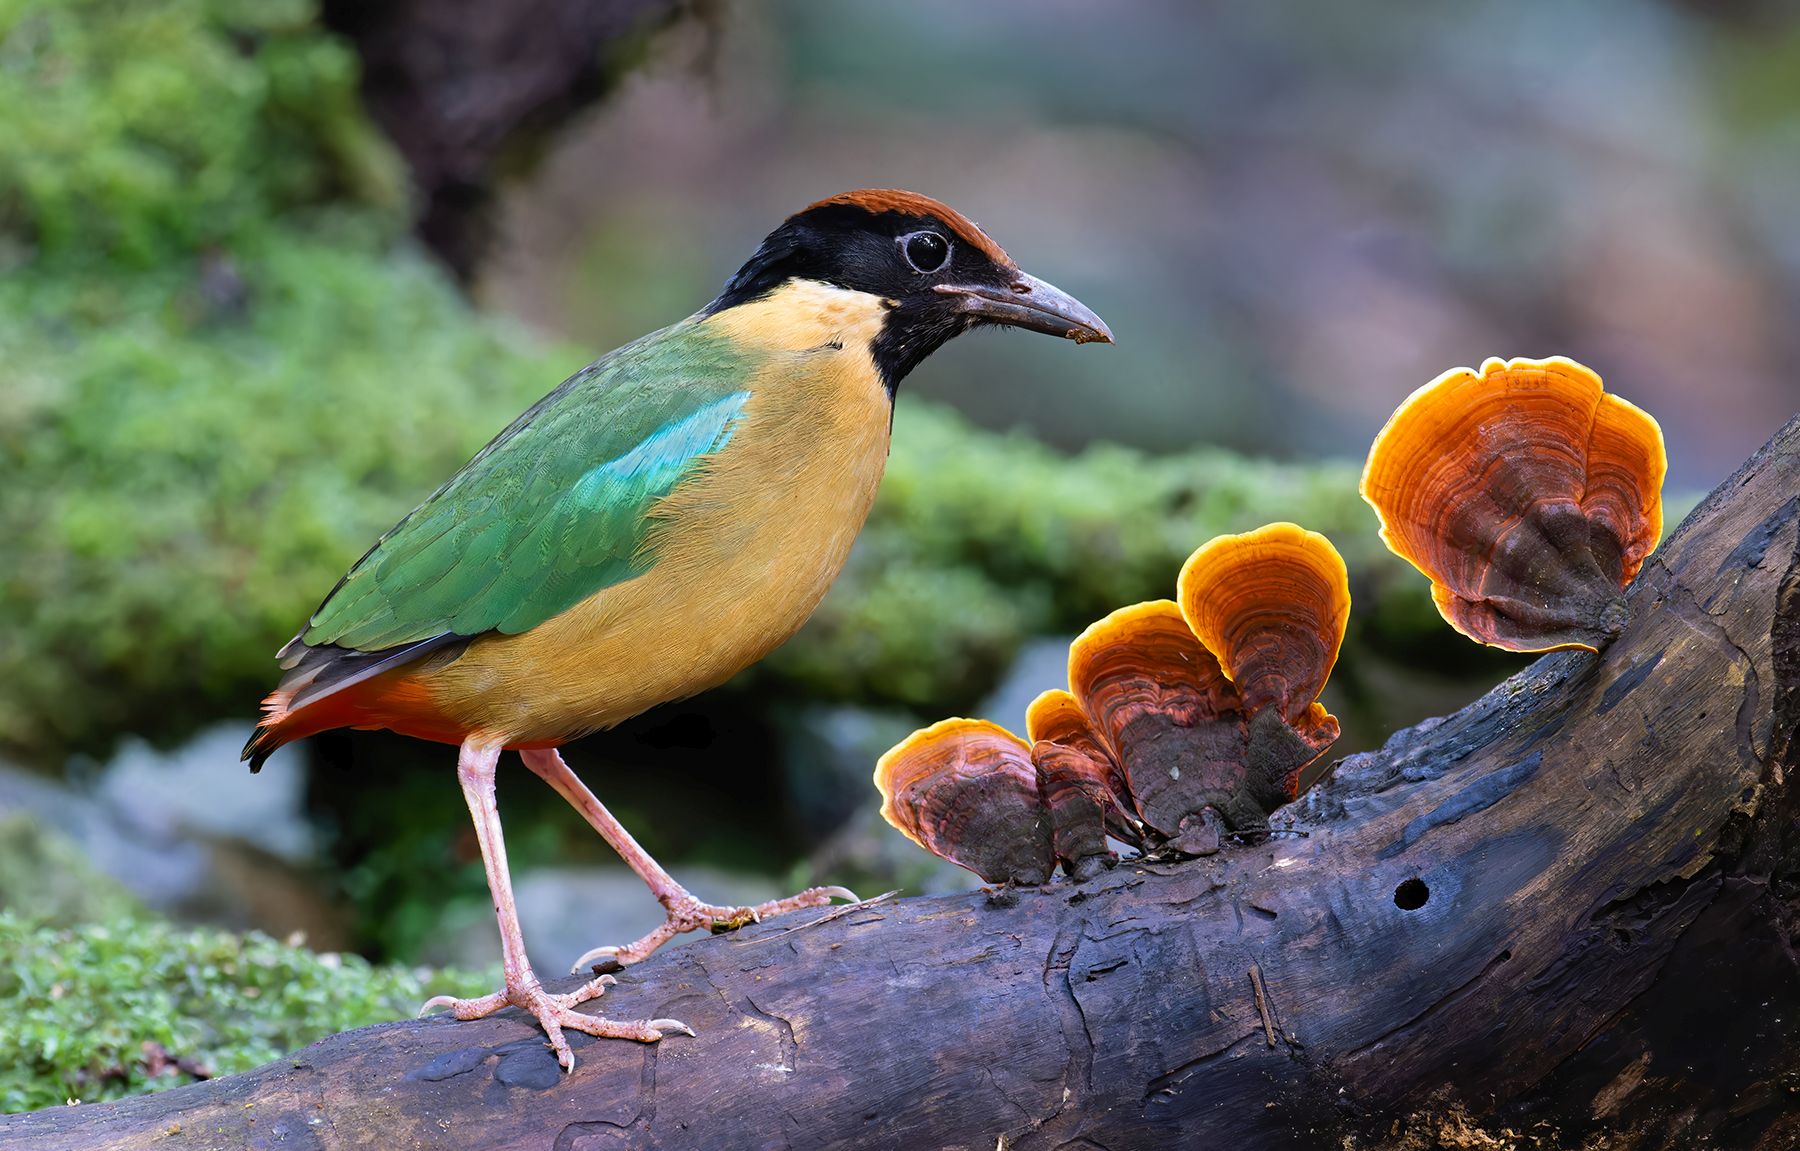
[{"xmin": 901, "ymin": 231, "xmax": 951, "ymax": 274}]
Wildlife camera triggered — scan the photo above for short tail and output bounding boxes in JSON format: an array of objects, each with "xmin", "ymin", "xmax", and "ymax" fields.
[
  {"xmin": 242, "ymin": 632, "xmax": 470, "ymax": 771},
  {"xmin": 243, "ymin": 705, "xmax": 285, "ymax": 773},
  {"xmin": 241, "ymin": 684, "xmax": 334, "ymax": 772}
]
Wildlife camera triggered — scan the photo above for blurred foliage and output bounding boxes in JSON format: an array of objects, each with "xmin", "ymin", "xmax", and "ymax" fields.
[
  {"xmin": 0, "ymin": 236, "xmax": 571, "ymax": 763},
  {"xmin": 0, "ymin": 911, "xmax": 489, "ymax": 1112},
  {"xmin": 0, "ymin": 0, "xmax": 406, "ymax": 270},
  {"xmin": 0, "ymin": 816, "xmax": 490, "ymax": 1113}
]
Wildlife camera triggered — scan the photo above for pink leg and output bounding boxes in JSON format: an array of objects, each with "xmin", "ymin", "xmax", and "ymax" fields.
[
  {"xmin": 519, "ymin": 747, "xmax": 859, "ymax": 971},
  {"xmin": 418, "ymin": 739, "xmax": 692, "ymax": 1071}
]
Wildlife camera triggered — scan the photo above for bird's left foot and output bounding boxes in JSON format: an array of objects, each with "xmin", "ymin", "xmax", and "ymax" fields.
[
  {"xmin": 418, "ymin": 973, "xmax": 693, "ymax": 1071},
  {"xmin": 570, "ymin": 884, "xmax": 860, "ymax": 973}
]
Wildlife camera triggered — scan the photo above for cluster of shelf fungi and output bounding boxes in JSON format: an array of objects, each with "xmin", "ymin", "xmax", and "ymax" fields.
[{"xmin": 877, "ymin": 355, "xmax": 1666, "ymax": 883}]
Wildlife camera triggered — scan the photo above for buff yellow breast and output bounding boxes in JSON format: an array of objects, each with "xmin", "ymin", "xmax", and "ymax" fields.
[{"xmin": 406, "ymin": 280, "xmax": 895, "ymax": 746}]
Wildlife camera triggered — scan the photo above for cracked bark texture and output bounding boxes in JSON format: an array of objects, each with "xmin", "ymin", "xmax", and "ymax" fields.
[{"xmin": 7, "ymin": 413, "xmax": 1799, "ymax": 1151}]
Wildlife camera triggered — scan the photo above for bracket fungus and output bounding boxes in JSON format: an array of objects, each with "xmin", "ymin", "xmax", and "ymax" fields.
[
  {"xmin": 1067, "ymin": 599, "xmax": 1250, "ymax": 852},
  {"xmin": 1177, "ymin": 522, "xmax": 1349, "ymax": 800},
  {"xmin": 1026, "ymin": 688, "xmax": 1142, "ymax": 858},
  {"xmin": 1360, "ymin": 355, "xmax": 1666, "ymax": 652},
  {"xmin": 1069, "ymin": 524, "xmax": 1349, "ymax": 851},
  {"xmin": 874, "ymin": 718, "xmax": 1055, "ymax": 885},
  {"xmin": 875, "ymin": 523, "xmax": 1350, "ymax": 881}
]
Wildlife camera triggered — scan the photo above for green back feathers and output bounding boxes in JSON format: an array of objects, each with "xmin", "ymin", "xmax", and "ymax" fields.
[{"xmin": 302, "ymin": 319, "xmax": 756, "ymax": 653}]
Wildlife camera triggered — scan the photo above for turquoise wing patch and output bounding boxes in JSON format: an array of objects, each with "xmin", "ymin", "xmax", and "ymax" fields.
[{"xmin": 301, "ymin": 323, "xmax": 754, "ymax": 652}]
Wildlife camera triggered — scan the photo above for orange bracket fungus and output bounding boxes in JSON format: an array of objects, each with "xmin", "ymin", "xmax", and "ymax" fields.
[
  {"xmin": 1027, "ymin": 688, "xmax": 1142, "ymax": 869},
  {"xmin": 1071, "ymin": 525, "xmax": 1349, "ymax": 853},
  {"xmin": 874, "ymin": 705, "xmax": 1127, "ymax": 884},
  {"xmin": 1360, "ymin": 355, "xmax": 1666, "ymax": 652},
  {"xmin": 1178, "ymin": 522, "xmax": 1349, "ymax": 799},
  {"xmin": 876, "ymin": 523, "xmax": 1350, "ymax": 879},
  {"xmin": 1067, "ymin": 600, "xmax": 1249, "ymax": 854},
  {"xmin": 874, "ymin": 718, "xmax": 1055, "ymax": 885}
]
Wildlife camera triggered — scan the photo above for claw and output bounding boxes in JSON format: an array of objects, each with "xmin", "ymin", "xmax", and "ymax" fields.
[
  {"xmin": 571, "ymin": 945, "xmax": 620, "ymax": 975},
  {"xmin": 570, "ymin": 884, "xmax": 862, "ymax": 973},
  {"xmin": 419, "ymin": 974, "xmax": 679, "ymax": 1071}
]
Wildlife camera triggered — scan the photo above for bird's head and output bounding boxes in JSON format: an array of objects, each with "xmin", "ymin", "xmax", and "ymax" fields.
[{"xmin": 707, "ymin": 189, "xmax": 1112, "ymax": 393}]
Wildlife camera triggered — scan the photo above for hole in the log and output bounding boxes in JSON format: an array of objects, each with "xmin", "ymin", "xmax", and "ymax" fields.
[{"xmin": 1394, "ymin": 878, "xmax": 1430, "ymax": 910}]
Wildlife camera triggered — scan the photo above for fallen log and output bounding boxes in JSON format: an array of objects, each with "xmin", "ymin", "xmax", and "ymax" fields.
[{"xmin": 9, "ymin": 413, "xmax": 1798, "ymax": 1151}]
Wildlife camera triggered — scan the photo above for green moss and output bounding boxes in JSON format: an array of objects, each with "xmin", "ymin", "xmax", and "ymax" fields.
[
  {"xmin": 0, "ymin": 912, "xmax": 491, "ymax": 1113},
  {"xmin": 0, "ymin": 0, "xmax": 405, "ymax": 270},
  {"xmin": 0, "ymin": 240, "xmax": 576, "ymax": 762}
]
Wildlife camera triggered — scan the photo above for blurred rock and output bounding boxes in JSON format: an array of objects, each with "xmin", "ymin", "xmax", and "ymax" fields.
[
  {"xmin": 0, "ymin": 757, "xmax": 212, "ymax": 916},
  {"xmin": 976, "ymin": 635, "xmax": 1073, "ymax": 736},
  {"xmin": 0, "ymin": 730, "xmax": 347, "ymax": 946},
  {"xmin": 0, "ymin": 813, "xmax": 142, "ymax": 924},
  {"xmin": 777, "ymin": 704, "xmax": 919, "ymax": 833},
  {"xmin": 95, "ymin": 724, "xmax": 314, "ymax": 863}
]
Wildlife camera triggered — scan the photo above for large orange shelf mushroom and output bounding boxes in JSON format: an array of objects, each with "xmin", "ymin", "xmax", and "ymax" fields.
[
  {"xmin": 875, "ymin": 523, "xmax": 1351, "ymax": 881},
  {"xmin": 1178, "ymin": 522, "xmax": 1349, "ymax": 801},
  {"xmin": 1360, "ymin": 355, "xmax": 1666, "ymax": 652}
]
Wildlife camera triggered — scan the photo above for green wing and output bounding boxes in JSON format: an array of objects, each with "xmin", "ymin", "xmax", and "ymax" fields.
[{"xmin": 301, "ymin": 320, "xmax": 754, "ymax": 653}]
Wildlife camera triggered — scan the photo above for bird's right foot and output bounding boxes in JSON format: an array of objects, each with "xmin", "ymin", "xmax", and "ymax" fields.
[
  {"xmin": 570, "ymin": 884, "xmax": 859, "ymax": 973},
  {"xmin": 419, "ymin": 973, "xmax": 692, "ymax": 1071}
]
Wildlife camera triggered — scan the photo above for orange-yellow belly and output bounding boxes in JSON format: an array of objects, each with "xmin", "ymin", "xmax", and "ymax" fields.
[{"xmin": 398, "ymin": 281, "xmax": 895, "ymax": 746}]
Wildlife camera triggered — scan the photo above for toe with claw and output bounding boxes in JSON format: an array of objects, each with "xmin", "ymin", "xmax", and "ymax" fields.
[
  {"xmin": 572, "ymin": 884, "xmax": 861, "ymax": 973},
  {"xmin": 420, "ymin": 973, "xmax": 692, "ymax": 1071}
]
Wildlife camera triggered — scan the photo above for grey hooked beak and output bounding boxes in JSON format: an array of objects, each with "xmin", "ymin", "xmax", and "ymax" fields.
[{"xmin": 935, "ymin": 271, "xmax": 1114, "ymax": 344}]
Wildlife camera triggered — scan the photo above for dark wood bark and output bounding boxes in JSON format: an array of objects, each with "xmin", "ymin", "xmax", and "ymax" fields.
[
  {"xmin": 319, "ymin": 0, "xmax": 692, "ymax": 278},
  {"xmin": 8, "ymin": 414, "xmax": 1798, "ymax": 1151}
]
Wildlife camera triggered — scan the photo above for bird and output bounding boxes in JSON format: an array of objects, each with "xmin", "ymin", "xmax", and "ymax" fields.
[{"xmin": 242, "ymin": 189, "xmax": 1113, "ymax": 1070}]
